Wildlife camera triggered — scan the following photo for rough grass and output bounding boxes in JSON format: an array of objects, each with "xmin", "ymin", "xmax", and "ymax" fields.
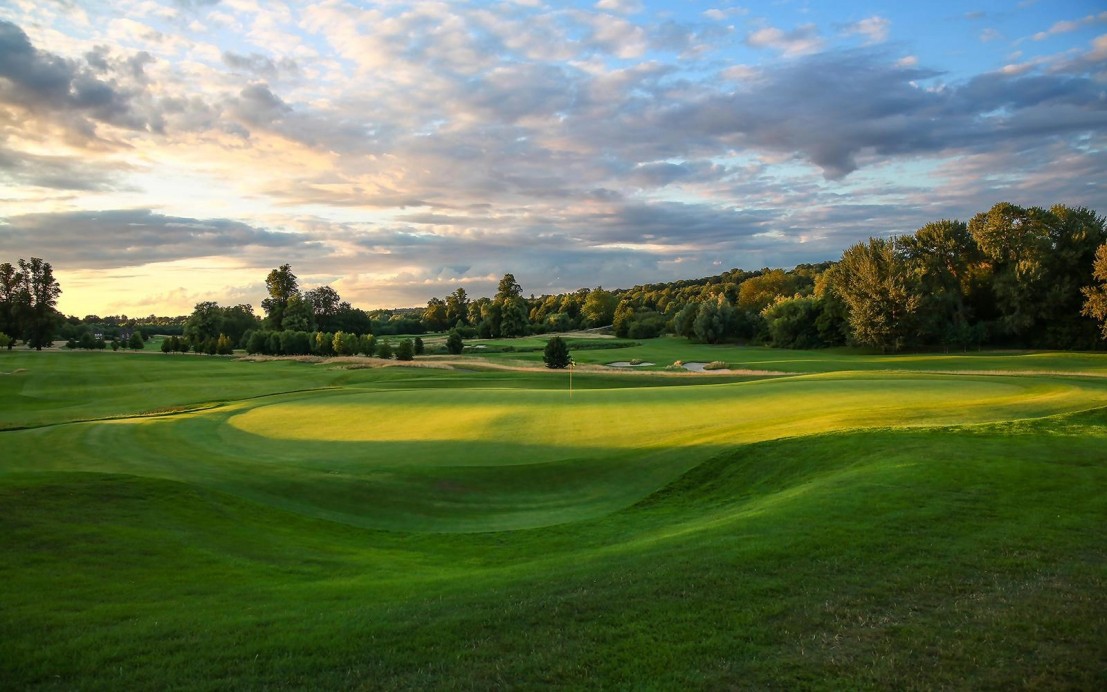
[{"xmin": 2, "ymin": 344, "xmax": 1106, "ymax": 688}]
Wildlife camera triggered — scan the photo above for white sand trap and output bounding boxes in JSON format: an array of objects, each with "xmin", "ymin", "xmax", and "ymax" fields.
[
  {"xmin": 607, "ymin": 361, "xmax": 654, "ymax": 367},
  {"xmin": 682, "ymin": 361, "xmax": 729, "ymax": 372}
]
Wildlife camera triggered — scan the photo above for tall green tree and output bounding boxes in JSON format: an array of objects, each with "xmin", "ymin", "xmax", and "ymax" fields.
[
  {"xmin": 969, "ymin": 203, "xmax": 1105, "ymax": 346},
  {"xmin": 445, "ymin": 287, "xmax": 470, "ymax": 326},
  {"xmin": 738, "ymin": 269, "xmax": 799, "ymax": 312},
  {"xmin": 834, "ymin": 238, "xmax": 920, "ymax": 353},
  {"xmin": 968, "ymin": 203, "xmax": 1053, "ymax": 341},
  {"xmin": 762, "ymin": 296, "xmax": 823, "ymax": 349},
  {"xmin": 479, "ymin": 301, "xmax": 503, "ymax": 338},
  {"xmin": 184, "ymin": 301, "xmax": 224, "ymax": 344},
  {"xmin": 0, "ymin": 262, "xmax": 20, "ymax": 349},
  {"xmin": 1082, "ymin": 242, "xmax": 1107, "ymax": 339},
  {"xmin": 499, "ymin": 297, "xmax": 529, "ymax": 338},
  {"xmin": 467, "ymin": 297, "xmax": 489, "ymax": 327},
  {"xmin": 221, "ymin": 304, "xmax": 260, "ymax": 347},
  {"xmin": 581, "ymin": 287, "xmax": 617, "ymax": 328},
  {"xmin": 305, "ymin": 286, "xmax": 342, "ymax": 332},
  {"xmin": 899, "ymin": 219, "xmax": 982, "ymax": 348},
  {"xmin": 672, "ymin": 301, "xmax": 699, "ymax": 338},
  {"xmin": 692, "ymin": 295, "xmax": 734, "ymax": 344},
  {"xmin": 495, "ymin": 273, "xmax": 522, "ymax": 303},
  {"xmin": 281, "ymin": 293, "xmax": 315, "ymax": 332},
  {"xmin": 262, "ymin": 264, "xmax": 299, "ymax": 330},
  {"xmin": 422, "ymin": 297, "xmax": 448, "ymax": 332},
  {"xmin": 1040, "ymin": 205, "xmax": 1106, "ymax": 348},
  {"xmin": 612, "ymin": 301, "xmax": 635, "ymax": 338},
  {"xmin": 16, "ymin": 258, "xmax": 62, "ymax": 350}
]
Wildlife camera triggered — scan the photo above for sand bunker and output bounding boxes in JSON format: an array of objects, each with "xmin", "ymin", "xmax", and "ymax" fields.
[{"xmin": 681, "ymin": 362, "xmax": 725, "ymax": 372}]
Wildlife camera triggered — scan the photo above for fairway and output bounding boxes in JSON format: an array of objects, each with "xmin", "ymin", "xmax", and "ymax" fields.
[{"xmin": 2, "ymin": 346, "xmax": 1106, "ymax": 688}]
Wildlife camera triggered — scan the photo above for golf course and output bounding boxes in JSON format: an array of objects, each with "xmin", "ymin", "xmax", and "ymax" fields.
[{"xmin": 2, "ymin": 339, "xmax": 1106, "ymax": 688}]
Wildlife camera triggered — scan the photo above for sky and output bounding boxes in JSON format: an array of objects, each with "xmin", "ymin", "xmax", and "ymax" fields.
[{"xmin": 1, "ymin": 1, "xmax": 1105, "ymax": 317}]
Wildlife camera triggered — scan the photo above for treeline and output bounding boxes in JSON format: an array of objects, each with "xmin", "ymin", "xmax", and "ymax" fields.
[
  {"xmin": 416, "ymin": 202, "xmax": 1107, "ymax": 353},
  {"xmin": 827, "ymin": 203, "xmax": 1107, "ymax": 351},
  {"xmin": 7, "ymin": 201, "xmax": 1107, "ymax": 355},
  {"xmin": 233, "ymin": 330, "xmax": 423, "ymax": 361},
  {"xmin": 173, "ymin": 265, "xmax": 429, "ymax": 354},
  {"xmin": 174, "ymin": 201, "xmax": 1107, "ymax": 355},
  {"xmin": 59, "ymin": 314, "xmax": 189, "ymax": 341},
  {"xmin": 65, "ymin": 330, "xmax": 147, "ymax": 351}
]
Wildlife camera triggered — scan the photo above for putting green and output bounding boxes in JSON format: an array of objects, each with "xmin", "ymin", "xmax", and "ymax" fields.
[{"xmin": 227, "ymin": 372, "xmax": 1091, "ymax": 449}]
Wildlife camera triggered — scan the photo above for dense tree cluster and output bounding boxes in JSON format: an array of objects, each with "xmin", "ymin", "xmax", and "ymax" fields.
[
  {"xmin": 828, "ymin": 203, "xmax": 1106, "ymax": 351},
  {"xmin": 60, "ymin": 314, "xmax": 189, "ymax": 343},
  {"xmin": 237, "ymin": 328, "xmax": 414, "ymax": 360},
  {"xmin": 415, "ymin": 201, "xmax": 1105, "ymax": 354},
  {"xmin": 66, "ymin": 329, "xmax": 147, "ymax": 352},
  {"xmin": 0, "ymin": 257, "xmax": 62, "ymax": 350}
]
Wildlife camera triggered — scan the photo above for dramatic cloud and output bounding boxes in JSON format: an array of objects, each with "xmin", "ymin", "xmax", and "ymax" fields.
[
  {"xmin": 0, "ymin": 1, "xmax": 1103, "ymax": 316},
  {"xmin": 0, "ymin": 210, "xmax": 312, "ymax": 268},
  {"xmin": 0, "ymin": 20, "xmax": 161, "ymax": 142},
  {"xmin": 0, "ymin": 148, "xmax": 132, "ymax": 191}
]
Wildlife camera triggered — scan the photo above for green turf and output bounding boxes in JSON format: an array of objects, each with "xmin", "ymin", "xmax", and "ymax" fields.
[
  {"xmin": 2, "ymin": 344, "xmax": 1106, "ymax": 688},
  {"xmin": 454, "ymin": 332, "xmax": 1107, "ymax": 375}
]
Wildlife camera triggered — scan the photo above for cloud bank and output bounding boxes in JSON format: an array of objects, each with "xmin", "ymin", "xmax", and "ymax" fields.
[{"xmin": 0, "ymin": 2, "xmax": 1104, "ymax": 314}]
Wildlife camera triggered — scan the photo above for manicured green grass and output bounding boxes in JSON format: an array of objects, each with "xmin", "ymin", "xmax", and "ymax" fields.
[
  {"xmin": 457, "ymin": 333, "xmax": 1107, "ymax": 376},
  {"xmin": 2, "ymin": 345, "xmax": 1106, "ymax": 688}
]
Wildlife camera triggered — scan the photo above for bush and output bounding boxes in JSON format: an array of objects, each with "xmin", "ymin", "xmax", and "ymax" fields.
[
  {"xmin": 246, "ymin": 331, "xmax": 267, "ymax": 355},
  {"xmin": 216, "ymin": 334, "xmax": 233, "ymax": 355},
  {"xmin": 445, "ymin": 330, "xmax": 464, "ymax": 355},
  {"xmin": 703, "ymin": 361, "xmax": 729, "ymax": 371},
  {"xmin": 266, "ymin": 332, "xmax": 282, "ymax": 355},
  {"xmin": 396, "ymin": 339, "xmax": 414, "ymax": 361},
  {"xmin": 543, "ymin": 336, "xmax": 571, "ymax": 369},
  {"xmin": 359, "ymin": 334, "xmax": 377, "ymax": 357}
]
